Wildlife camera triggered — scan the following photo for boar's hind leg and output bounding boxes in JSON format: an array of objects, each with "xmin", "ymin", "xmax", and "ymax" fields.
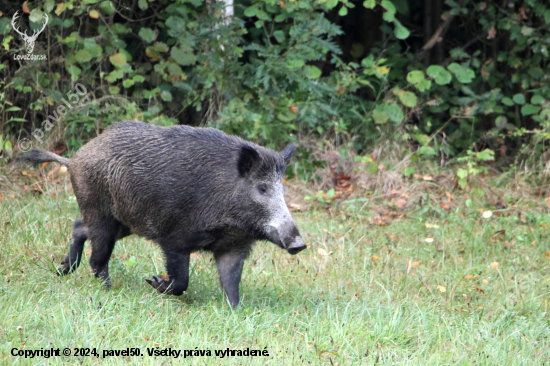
[
  {"xmin": 146, "ymin": 249, "xmax": 190, "ymax": 296},
  {"xmin": 59, "ymin": 218, "xmax": 88, "ymax": 275},
  {"xmin": 87, "ymin": 217, "xmax": 124, "ymax": 288},
  {"xmin": 214, "ymin": 250, "xmax": 248, "ymax": 307}
]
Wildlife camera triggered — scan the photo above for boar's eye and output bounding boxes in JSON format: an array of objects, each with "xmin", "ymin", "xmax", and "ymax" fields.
[{"xmin": 257, "ymin": 183, "xmax": 268, "ymax": 195}]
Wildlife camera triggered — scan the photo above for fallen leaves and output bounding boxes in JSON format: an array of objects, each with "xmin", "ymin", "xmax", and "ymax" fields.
[
  {"xmin": 369, "ymin": 210, "xmax": 403, "ymax": 226},
  {"xmin": 503, "ymin": 240, "xmax": 515, "ymax": 249},
  {"xmin": 490, "ymin": 261, "xmax": 499, "ymax": 269},
  {"xmin": 141, "ymin": 334, "xmax": 160, "ymax": 347},
  {"xmin": 317, "ymin": 248, "xmax": 329, "ymax": 256},
  {"xmin": 334, "ymin": 172, "xmax": 353, "ymax": 197},
  {"xmin": 30, "ymin": 186, "xmax": 43, "ymax": 196},
  {"xmin": 436, "ymin": 285, "xmax": 446, "ymax": 293},
  {"xmin": 406, "ymin": 260, "xmax": 420, "ymax": 274},
  {"xmin": 394, "ymin": 199, "xmax": 407, "ymax": 209}
]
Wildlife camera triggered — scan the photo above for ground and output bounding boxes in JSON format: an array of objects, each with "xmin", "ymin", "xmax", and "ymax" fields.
[{"xmin": 1, "ymin": 184, "xmax": 549, "ymax": 365}]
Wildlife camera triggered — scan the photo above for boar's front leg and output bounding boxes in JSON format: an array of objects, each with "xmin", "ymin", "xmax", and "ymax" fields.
[
  {"xmin": 146, "ymin": 249, "xmax": 190, "ymax": 296},
  {"xmin": 214, "ymin": 250, "xmax": 248, "ymax": 307}
]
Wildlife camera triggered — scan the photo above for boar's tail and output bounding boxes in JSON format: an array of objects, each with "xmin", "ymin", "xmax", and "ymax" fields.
[{"xmin": 17, "ymin": 149, "xmax": 70, "ymax": 167}]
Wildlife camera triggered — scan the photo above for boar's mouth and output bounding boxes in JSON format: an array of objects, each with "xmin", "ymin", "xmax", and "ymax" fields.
[{"xmin": 266, "ymin": 225, "xmax": 307, "ymax": 255}]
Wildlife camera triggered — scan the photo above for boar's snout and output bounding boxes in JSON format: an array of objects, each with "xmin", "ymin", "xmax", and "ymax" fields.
[
  {"xmin": 266, "ymin": 223, "xmax": 306, "ymax": 255},
  {"xmin": 286, "ymin": 236, "xmax": 306, "ymax": 255}
]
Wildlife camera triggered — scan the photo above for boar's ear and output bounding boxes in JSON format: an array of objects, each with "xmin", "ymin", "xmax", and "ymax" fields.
[
  {"xmin": 238, "ymin": 145, "xmax": 260, "ymax": 176},
  {"xmin": 281, "ymin": 143, "xmax": 295, "ymax": 166}
]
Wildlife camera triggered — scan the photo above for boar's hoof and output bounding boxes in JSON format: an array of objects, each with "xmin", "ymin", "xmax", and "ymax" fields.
[
  {"xmin": 146, "ymin": 276, "xmax": 175, "ymax": 295},
  {"xmin": 56, "ymin": 266, "xmax": 70, "ymax": 276},
  {"xmin": 57, "ymin": 258, "xmax": 75, "ymax": 276}
]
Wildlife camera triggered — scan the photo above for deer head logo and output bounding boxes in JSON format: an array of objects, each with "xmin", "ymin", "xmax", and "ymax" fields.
[{"xmin": 11, "ymin": 11, "xmax": 48, "ymax": 54}]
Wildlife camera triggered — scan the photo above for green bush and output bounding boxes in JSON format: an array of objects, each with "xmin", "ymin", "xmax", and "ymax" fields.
[{"xmin": 2, "ymin": 0, "xmax": 550, "ymax": 178}]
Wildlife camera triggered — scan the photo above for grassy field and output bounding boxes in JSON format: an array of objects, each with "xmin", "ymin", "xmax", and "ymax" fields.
[{"xmin": 1, "ymin": 182, "xmax": 550, "ymax": 365}]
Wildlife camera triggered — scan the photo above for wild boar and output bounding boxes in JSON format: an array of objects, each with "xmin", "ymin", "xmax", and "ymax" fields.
[{"xmin": 18, "ymin": 121, "xmax": 306, "ymax": 307}]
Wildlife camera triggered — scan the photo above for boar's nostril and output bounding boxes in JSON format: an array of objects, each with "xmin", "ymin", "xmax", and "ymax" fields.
[
  {"xmin": 286, "ymin": 237, "xmax": 306, "ymax": 255},
  {"xmin": 267, "ymin": 226, "xmax": 283, "ymax": 247}
]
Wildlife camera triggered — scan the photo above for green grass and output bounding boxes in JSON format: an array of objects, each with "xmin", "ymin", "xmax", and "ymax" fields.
[{"xmin": 1, "ymin": 189, "xmax": 550, "ymax": 365}]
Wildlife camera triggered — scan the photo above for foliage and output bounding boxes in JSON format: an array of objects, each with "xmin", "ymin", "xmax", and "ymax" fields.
[
  {"xmin": 2, "ymin": 0, "xmax": 550, "ymax": 178},
  {"xmin": 456, "ymin": 148, "xmax": 495, "ymax": 189},
  {"xmin": 1, "ymin": 0, "xmax": 379, "ymax": 154},
  {"xmin": 387, "ymin": 0, "xmax": 550, "ymax": 169}
]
